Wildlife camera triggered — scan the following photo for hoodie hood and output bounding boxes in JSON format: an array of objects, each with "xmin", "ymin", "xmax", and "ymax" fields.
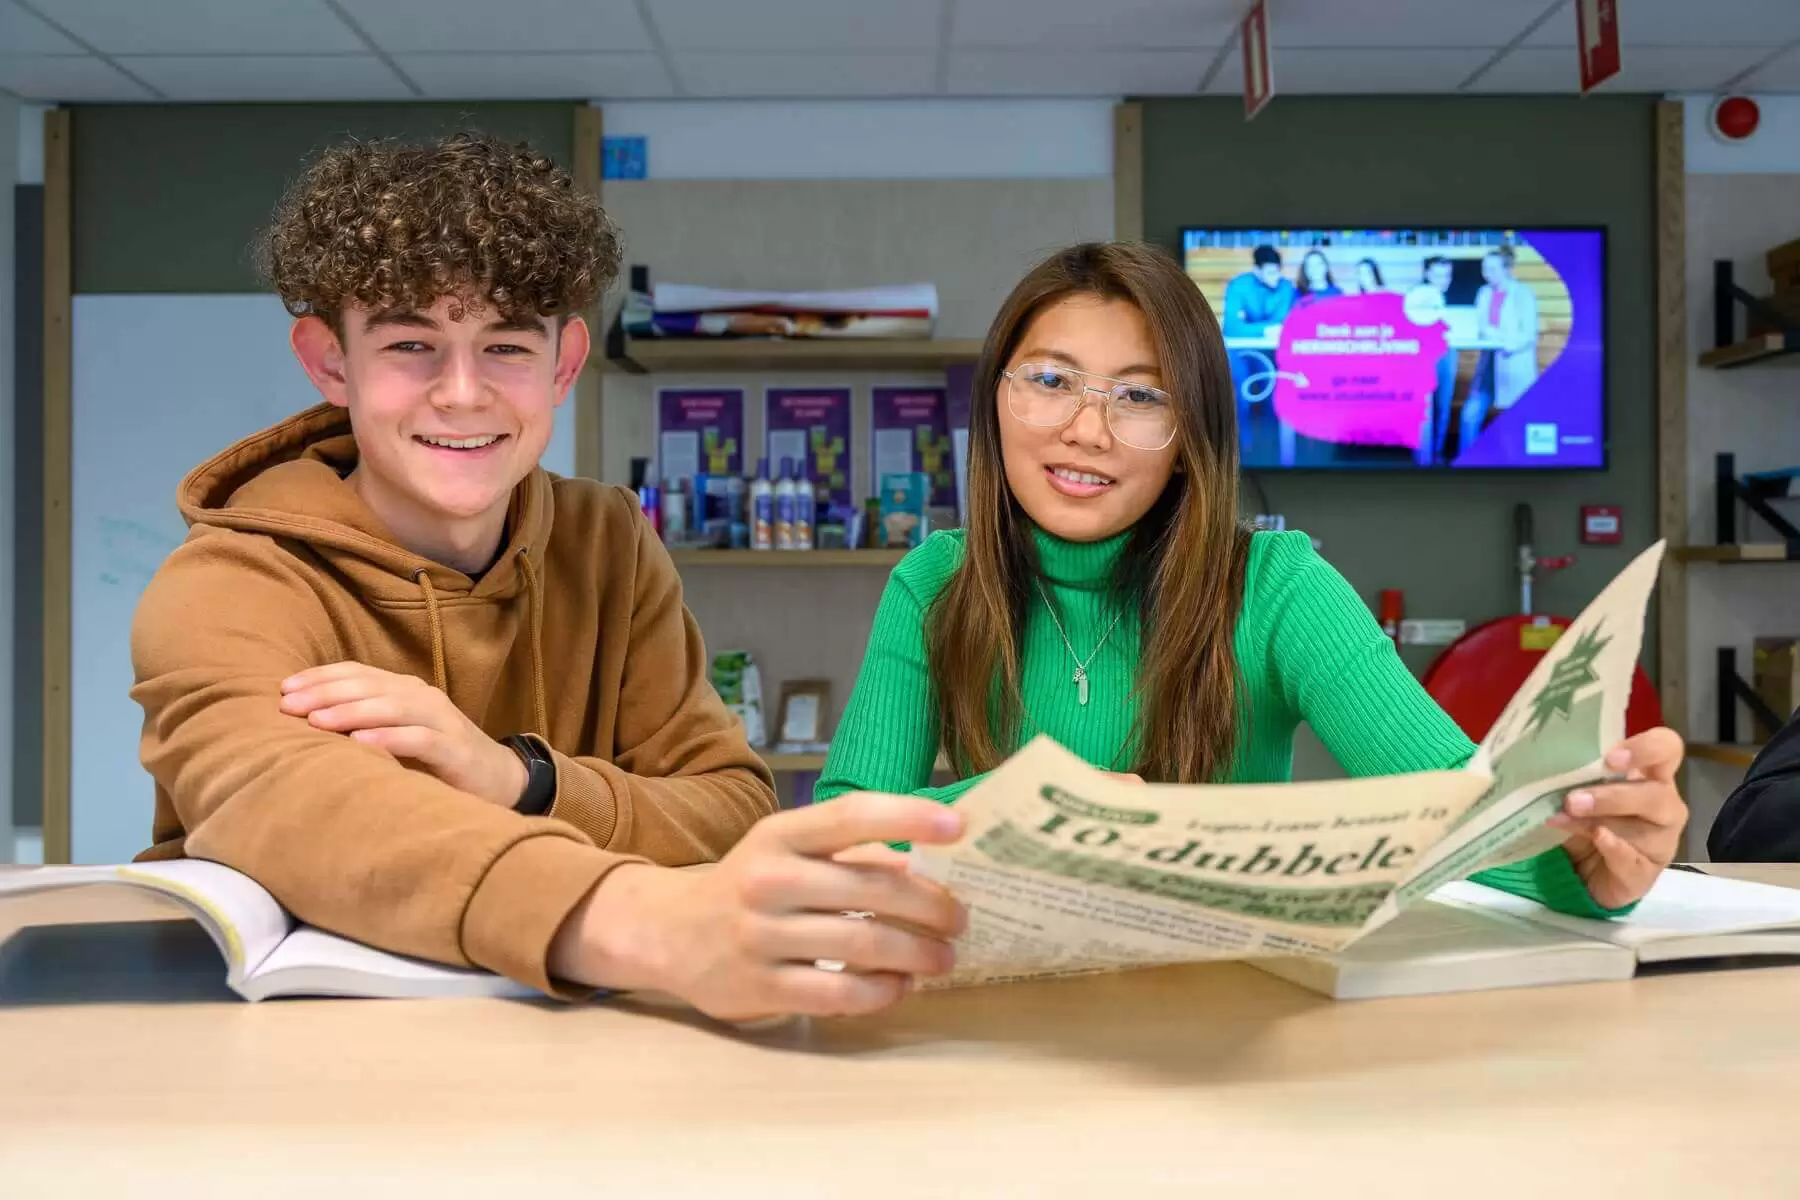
[
  {"xmin": 177, "ymin": 402, "xmax": 555, "ymax": 730},
  {"xmin": 177, "ymin": 402, "xmax": 554, "ymax": 604}
]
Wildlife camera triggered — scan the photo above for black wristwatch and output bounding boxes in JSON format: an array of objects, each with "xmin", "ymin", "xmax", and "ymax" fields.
[{"xmin": 503, "ymin": 734, "xmax": 557, "ymax": 816}]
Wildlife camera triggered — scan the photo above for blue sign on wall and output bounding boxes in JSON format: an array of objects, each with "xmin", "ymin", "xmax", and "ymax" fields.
[{"xmin": 603, "ymin": 136, "xmax": 647, "ymax": 180}]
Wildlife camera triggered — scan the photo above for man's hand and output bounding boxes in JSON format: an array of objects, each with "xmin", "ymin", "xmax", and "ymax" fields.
[
  {"xmin": 1548, "ymin": 727, "xmax": 1689, "ymax": 910},
  {"xmin": 550, "ymin": 793, "xmax": 968, "ymax": 1021},
  {"xmin": 281, "ymin": 662, "xmax": 527, "ymax": 807}
]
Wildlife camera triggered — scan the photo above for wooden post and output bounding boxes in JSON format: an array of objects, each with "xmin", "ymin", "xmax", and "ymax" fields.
[
  {"xmin": 1653, "ymin": 99, "xmax": 1689, "ymax": 854},
  {"xmin": 42, "ymin": 108, "xmax": 72, "ymax": 864},
  {"xmin": 573, "ymin": 104, "xmax": 605, "ymax": 481},
  {"xmin": 1113, "ymin": 102, "xmax": 1143, "ymax": 244}
]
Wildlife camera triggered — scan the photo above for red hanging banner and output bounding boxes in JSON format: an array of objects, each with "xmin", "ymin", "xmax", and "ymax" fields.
[
  {"xmin": 1241, "ymin": 0, "xmax": 1274, "ymax": 120},
  {"xmin": 1576, "ymin": 0, "xmax": 1621, "ymax": 93}
]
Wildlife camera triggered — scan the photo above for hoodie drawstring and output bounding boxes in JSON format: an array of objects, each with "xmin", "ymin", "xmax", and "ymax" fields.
[
  {"xmin": 411, "ymin": 556, "xmax": 548, "ymax": 738},
  {"xmin": 412, "ymin": 568, "xmax": 449, "ymax": 694},
  {"xmin": 517, "ymin": 549, "xmax": 550, "ymax": 737}
]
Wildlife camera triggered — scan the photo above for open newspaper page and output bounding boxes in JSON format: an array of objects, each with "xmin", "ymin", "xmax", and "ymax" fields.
[
  {"xmin": 908, "ymin": 541, "xmax": 1666, "ymax": 989},
  {"xmin": 1372, "ymin": 540, "xmax": 1667, "ymax": 916},
  {"xmin": 909, "ymin": 740, "xmax": 1487, "ymax": 988}
]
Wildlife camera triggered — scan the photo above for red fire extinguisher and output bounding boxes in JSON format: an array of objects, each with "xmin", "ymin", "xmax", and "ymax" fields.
[{"xmin": 1378, "ymin": 589, "xmax": 1404, "ymax": 654}]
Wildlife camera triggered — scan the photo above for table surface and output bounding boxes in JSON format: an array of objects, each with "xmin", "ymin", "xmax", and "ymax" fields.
[{"xmin": 4, "ymin": 864, "xmax": 1799, "ymax": 1198}]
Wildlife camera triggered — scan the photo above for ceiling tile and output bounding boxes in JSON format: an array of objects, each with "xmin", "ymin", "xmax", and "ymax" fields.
[
  {"xmin": 949, "ymin": 49, "xmax": 1212, "ymax": 96},
  {"xmin": 1, "ymin": 1, "xmax": 84, "ymax": 52},
  {"xmin": 1738, "ymin": 45, "xmax": 1800, "ymax": 91},
  {"xmin": 336, "ymin": 0, "xmax": 652, "ymax": 53},
  {"xmin": 119, "ymin": 53, "xmax": 414, "ymax": 101},
  {"xmin": 675, "ymin": 51, "xmax": 936, "ymax": 96},
  {"xmin": 646, "ymin": 0, "xmax": 939, "ymax": 51},
  {"xmin": 28, "ymin": 0, "xmax": 366, "ymax": 53},
  {"xmin": 1525, "ymin": 0, "xmax": 1800, "ymax": 47},
  {"xmin": 1467, "ymin": 44, "xmax": 1769, "ymax": 92},
  {"xmin": 397, "ymin": 52, "xmax": 672, "ymax": 98},
  {"xmin": 951, "ymin": 0, "xmax": 1236, "ymax": 50},
  {"xmin": 1207, "ymin": 46, "xmax": 1498, "ymax": 94},
  {"xmin": 1262, "ymin": 0, "xmax": 1551, "ymax": 48},
  {"xmin": 0, "ymin": 53, "xmax": 152, "ymax": 99}
]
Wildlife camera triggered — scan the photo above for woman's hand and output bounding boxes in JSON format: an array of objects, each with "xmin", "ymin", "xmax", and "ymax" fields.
[{"xmin": 1547, "ymin": 727, "xmax": 1689, "ymax": 909}]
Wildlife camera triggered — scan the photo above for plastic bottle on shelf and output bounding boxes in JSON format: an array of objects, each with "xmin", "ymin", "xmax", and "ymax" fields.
[
  {"xmin": 774, "ymin": 456, "xmax": 797, "ymax": 551},
  {"xmin": 662, "ymin": 477, "xmax": 688, "ymax": 546},
  {"xmin": 750, "ymin": 458, "xmax": 774, "ymax": 550},
  {"xmin": 794, "ymin": 460, "xmax": 816, "ymax": 551},
  {"xmin": 725, "ymin": 471, "xmax": 749, "ymax": 549},
  {"xmin": 637, "ymin": 464, "xmax": 661, "ymax": 540}
]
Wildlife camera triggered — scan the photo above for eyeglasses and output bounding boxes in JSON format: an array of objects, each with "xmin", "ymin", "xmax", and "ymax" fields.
[{"xmin": 1002, "ymin": 362, "xmax": 1178, "ymax": 452}]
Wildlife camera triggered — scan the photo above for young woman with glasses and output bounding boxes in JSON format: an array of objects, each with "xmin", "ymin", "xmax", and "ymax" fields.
[{"xmin": 817, "ymin": 241, "xmax": 1687, "ymax": 919}]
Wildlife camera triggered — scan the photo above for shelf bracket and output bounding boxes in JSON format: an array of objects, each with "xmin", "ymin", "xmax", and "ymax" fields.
[
  {"xmin": 1717, "ymin": 646, "xmax": 1786, "ymax": 745},
  {"xmin": 604, "ymin": 312, "xmax": 646, "ymax": 374},
  {"xmin": 1713, "ymin": 258, "xmax": 1800, "ymax": 356},
  {"xmin": 1714, "ymin": 453, "xmax": 1800, "ymax": 557}
]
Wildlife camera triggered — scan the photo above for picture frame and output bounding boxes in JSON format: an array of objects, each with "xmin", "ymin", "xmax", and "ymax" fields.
[{"xmin": 774, "ymin": 679, "xmax": 833, "ymax": 752}]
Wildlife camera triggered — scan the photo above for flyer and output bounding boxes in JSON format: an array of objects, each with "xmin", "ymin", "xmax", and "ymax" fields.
[
  {"xmin": 871, "ymin": 385, "xmax": 955, "ymax": 509},
  {"xmin": 764, "ymin": 386, "xmax": 852, "ymax": 507}
]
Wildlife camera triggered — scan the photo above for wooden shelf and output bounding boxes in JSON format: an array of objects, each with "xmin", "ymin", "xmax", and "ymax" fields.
[
  {"xmin": 761, "ymin": 751, "xmax": 828, "ymax": 772},
  {"xmin": 1689, "ymin": 742, "xmax": 1765, "ymax": 769},
  {"xmin": 669, "ymin": 548, "xmax": 906, "ymax": 568},
  {"xmin": 1673, "ymin": 543, "xmax": 1797, "ymax": 563},
  {"xmin": 1698, "ymin": 333, "xmax": 1795, "ymax": 369},
  {"xmin": 602, "ymin": 336, "xmax": 984, "ymax": 374},
  {"xmin": 759, "ymin": 750, "xmax": 952, "ymax": 774},
  {"xmin": 1700, "ymin": 259, "xmax": 1800, "ymax": 367}
]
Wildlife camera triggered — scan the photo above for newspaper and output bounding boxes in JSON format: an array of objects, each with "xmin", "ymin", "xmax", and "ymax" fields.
[{"xmin": 908, "ymin": 541, "xmax": 1666, "ymax": 989}]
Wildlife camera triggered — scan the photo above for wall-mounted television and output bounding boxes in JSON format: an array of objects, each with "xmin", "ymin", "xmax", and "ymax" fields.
[{"xmin": 1180, "ymin": 227, "xmax": 1606, "ymax": 471}]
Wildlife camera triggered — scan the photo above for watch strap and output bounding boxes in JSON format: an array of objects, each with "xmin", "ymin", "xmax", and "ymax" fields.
[{"xmin": 503, "ymin": 734, "xmax": 557, "ymax": 816}]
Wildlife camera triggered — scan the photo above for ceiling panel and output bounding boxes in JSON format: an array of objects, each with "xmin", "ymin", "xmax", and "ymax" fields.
[
  {"xmin": 675, "ymin": 51, "xmax": 937, "ymax": 96},
  {"xmin": 1524, "ymin": 0, "xmax": 1800, "ymax": 47},
  {"xmin": 951, "ymin": 0, "xmax": 1236, "ymax": 50},
  {"xmin": 398, "ymin": 52, "xmax": 672, "ymax": 98},
  {"xmin": 1467, "ymin": 44, "xmax": 1769, "ymax": 92},
  {"xmin": 120, "ymin": 53, "xmax": 415, "ymax": 101},
  {"xmin": 1738, "ymin": 45, "xmax": 1800, "ymax": 91},
  {"xmin": 646, "ymin": 0, "xmax": 939, "ymax": 52},
  {"xmin": 1262, "ymin": 0, "xmax": 1553, "ymax": 48},
  {"xmin": 1207, "ymin": 46, "xmax": 1498, "ymax": 94},
  {"xmin": 336, "ymin": 0, "xmax": 652, "ymax": 54},
  {"xmin": 0, "ymin": 52, "xmax": 152, "ymax": 99},
  {"xmin": 28, "ymin": 0, "xmax": 366, "ymax": 54},
  {"xmin": 949, "ymin": 49, "xmax": 1212, "ymax": 96},
  {"xmin": 1, "ymin": 1, "xmax": 84, "ymax": 52}
]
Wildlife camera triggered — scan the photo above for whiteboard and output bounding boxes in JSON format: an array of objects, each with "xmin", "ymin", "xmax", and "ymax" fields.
[{"xmin": 70, "ymin": 295, "xmax": 576, "ymax": 864}]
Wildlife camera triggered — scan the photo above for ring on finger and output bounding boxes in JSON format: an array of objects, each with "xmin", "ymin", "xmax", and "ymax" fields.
[{"xmin": 813, "ymin": 909, "xmax": 875, "ymax": 972}]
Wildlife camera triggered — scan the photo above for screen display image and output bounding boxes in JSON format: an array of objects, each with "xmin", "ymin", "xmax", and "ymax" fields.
[{"xmin": 1181, "ymin": 228, "xmax": 1605, "ymax": 470}]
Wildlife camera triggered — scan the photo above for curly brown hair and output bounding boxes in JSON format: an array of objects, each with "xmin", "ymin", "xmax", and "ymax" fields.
[{"xmin": 259, "ymin": 131, "xmax": 621, "ymax": 331}]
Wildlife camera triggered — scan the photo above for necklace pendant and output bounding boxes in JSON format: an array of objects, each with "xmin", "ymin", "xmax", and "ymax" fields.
[{"xmin": 1074, "ymin": 667, "xmax": 1089, "ymax": 707}]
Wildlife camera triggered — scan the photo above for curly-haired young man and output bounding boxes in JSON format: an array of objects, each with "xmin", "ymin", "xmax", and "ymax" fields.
[{"xmin": 129, "ymin": 133, "xmax": 965, "ymax": 1017}]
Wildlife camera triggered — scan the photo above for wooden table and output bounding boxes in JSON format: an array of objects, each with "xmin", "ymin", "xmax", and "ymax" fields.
[{"xmin": 4, "ymin": 866, "xmax": 1799, "ymax": 1198}]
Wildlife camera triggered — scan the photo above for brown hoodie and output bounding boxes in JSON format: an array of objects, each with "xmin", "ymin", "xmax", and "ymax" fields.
[{"xmin": 131, "ymin": 404, "xmax": 777, "ymax": 995}]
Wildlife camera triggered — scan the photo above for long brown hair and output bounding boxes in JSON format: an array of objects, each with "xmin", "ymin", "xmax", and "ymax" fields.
[{"xmin": 926, "ymin": 241, "xmax": 1252, "ymax": 783}]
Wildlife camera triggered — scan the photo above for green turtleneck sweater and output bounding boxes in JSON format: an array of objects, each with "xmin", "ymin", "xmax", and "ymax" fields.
[{"xmin": 816, "ymin": 526, "xmax": 1621, "ymax": 919}]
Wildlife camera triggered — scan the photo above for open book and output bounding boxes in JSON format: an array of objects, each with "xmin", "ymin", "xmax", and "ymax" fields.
[
  {"xmin": 908, "ymin": 540, "xmax": 1707, "ymax": 991},
  {"xmin": 1256, "ymin": 869, "xmax": 1800, "ymax": 1000},
  {"xmin": 0, "ymin": 859, "xmax": 535, "ymax": 1002}
]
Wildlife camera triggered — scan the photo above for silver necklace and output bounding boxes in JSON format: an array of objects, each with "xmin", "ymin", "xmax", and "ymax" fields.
[{"xmin": 1034, "ymin": 579, "xmax": 1124, "ymax": 707}]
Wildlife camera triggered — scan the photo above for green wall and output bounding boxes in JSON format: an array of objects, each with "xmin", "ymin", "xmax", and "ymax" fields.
[
  {"xmin": 73, "ymin": 102, "xmax": 576, "ymax": 294},
  {"xmin": 1140, "ymin": 95, "xmax": 1659, "ymax": 677}
]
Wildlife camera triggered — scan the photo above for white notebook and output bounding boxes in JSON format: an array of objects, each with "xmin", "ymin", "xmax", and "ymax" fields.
[
  {"xmin": 0, "ymin": 860, "xmax": 536, "ymax": 1002},
  {"xmin": 1256, "ymin": 870, "xmax": 1800, "ymax": 1000}
]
